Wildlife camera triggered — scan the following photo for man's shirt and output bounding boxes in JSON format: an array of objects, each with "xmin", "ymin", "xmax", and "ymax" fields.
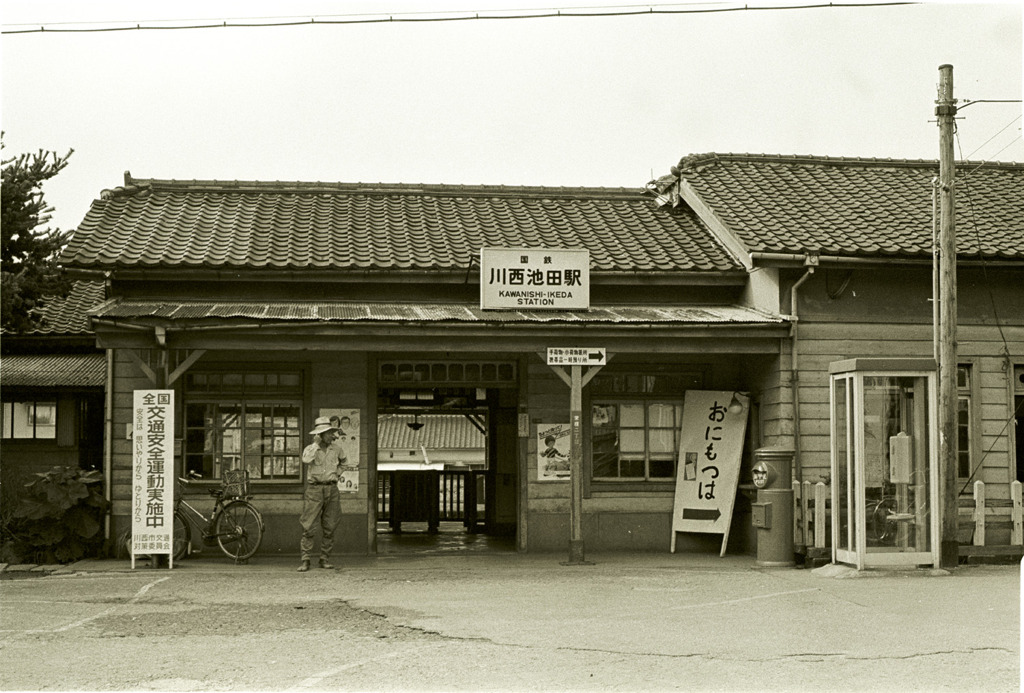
[{"xmin": 301, "ymin": 439, "xmax": 348, "ymax": 483}]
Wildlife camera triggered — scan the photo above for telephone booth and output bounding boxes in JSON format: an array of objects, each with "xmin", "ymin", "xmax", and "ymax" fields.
[{"xmin": 829, "ymin": 359, "xmax": 939, "ymax": 569}]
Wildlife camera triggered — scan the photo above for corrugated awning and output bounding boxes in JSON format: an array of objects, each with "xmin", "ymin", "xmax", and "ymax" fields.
[
  {"xmin": 0, "ymin": 353, "xmax": 106, "ymax": 388},
  {"xmin": 90, "ymin": 300, "xmax": 784, "ymax": 326}
]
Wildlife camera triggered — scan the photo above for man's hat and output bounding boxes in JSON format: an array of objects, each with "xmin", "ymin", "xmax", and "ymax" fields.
[{"xmin": 309, "ymin": 416, "xmax": 338, "ymax": 435}]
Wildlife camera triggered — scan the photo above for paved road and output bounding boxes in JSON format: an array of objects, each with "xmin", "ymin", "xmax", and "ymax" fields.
[{"xmin": 0, "ymin": 553, "xmax": 1019, "ymax": 691}]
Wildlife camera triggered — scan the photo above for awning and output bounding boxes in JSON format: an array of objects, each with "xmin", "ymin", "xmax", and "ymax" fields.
[
  {"xmin": 91, "ymin": 299, "xmax": 785, "ymax": 326},
  {"xmin": 0, "ymin": 353, "xmax": 106, "ymax": 388}
]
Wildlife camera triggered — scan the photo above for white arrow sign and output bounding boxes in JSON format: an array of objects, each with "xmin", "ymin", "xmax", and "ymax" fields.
[{"xmin": 547, "ymin": 347, "xmax": 606, "ymax": 366}]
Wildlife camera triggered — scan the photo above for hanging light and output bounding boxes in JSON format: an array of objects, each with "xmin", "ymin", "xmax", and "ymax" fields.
[
  {"xmin": 728, "ymin": 392, "xmax": 745, "ymax": 415},
  {"xmin": 407, "ymin": 413, "xmax": 425, "ymax": 431}
]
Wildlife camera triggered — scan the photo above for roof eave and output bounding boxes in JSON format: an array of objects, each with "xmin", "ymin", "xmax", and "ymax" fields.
[
  {"xmin": 749, "ymin": 251, "xmax": 1024, "ymax": 268},
  {"xmin": 80, "ymin": 267, "xmax": 750, "ymax": 285}
]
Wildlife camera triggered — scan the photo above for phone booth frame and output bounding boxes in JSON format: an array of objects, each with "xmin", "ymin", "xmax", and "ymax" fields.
[{"xmin": 829, "ymin": 358, "xmax": 940, "ymax": 570}]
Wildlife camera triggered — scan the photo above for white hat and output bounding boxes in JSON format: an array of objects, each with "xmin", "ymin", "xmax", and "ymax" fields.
[{"xmin": 309, "ymin": 416, "xmax": 338, "ymax": 435}]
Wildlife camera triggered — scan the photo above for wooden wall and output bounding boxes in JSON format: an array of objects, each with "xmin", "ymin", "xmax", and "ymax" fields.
[
  {"xmin": 788, "ymin": 265, "xmax": 1024, "ymax": 498},
  {"xmin": 107, "ymin": 349, "xmax": 370, "ymax": 556}
]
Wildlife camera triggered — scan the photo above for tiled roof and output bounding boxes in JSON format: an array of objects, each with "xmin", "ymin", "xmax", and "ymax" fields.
[
  {"xmin": 378, "ymin": 414, "xmax": 485, "ymax": 450},
  {"xmin": 59, "ymin": 177, "xmax": 741, "ymax": 273},
  {"xmin": 4, "ymin": 280, "xmax": 105, "ymax": 335},
  {"xmin": 89, "ymin": 300, "xmax": 783, "ymax": 325},
  {"xmin": 649, "ymin": 153, "xmax": 1024, "ymax": 259},
  {"xmin": 0, "ymin": 353, "xmax": 106, "ymax": 388}
]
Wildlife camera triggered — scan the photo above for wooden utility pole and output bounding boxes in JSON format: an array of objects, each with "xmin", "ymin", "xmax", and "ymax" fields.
[{"xmin": 936, "ymin": 64, "xmax": 959, "ymax": 569}]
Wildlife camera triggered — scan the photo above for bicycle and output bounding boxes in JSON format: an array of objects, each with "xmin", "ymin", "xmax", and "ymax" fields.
[
  {"xmin": 121, "ymin": 469, "xmax": 264, "ymax": 563},
  {"xmin": 867, "ymin": 482, "xmax": 928, "ymax": 546}
]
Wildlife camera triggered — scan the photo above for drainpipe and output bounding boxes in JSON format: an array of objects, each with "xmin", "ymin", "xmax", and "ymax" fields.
[
  {"xmin": 788, "ymin": 262, "xmax": 816, "ymax": 493},
  {"xmin": 931, "ymin": 177, "xmax": 940, "ymax": 362},
  {"xmin": 103, "ymin": 348, "xmax": 114, "ymax": 542}
]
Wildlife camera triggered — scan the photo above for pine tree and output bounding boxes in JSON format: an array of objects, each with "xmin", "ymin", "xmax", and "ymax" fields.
[{"xmin": 1, "ymin": 134, "xmax": 74, "ymax": 332}]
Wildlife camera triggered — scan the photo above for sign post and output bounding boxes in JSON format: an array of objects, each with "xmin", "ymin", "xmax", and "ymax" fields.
[
  {"xmin": 544, "ymin": 348, "xmax": 609, "ymax": 565},
  {"xmin": 671, "ymin": 391, "xmax": 749, "ymax": 556},
  {"xmin": 132, "ymin": 389, "xmax": 175, "ymax": 569}
]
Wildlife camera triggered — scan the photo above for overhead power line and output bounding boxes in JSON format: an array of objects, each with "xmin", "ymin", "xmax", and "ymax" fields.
[{"xmin": 2, "ymin": 2, "xmax": 919, "ymax": 34}]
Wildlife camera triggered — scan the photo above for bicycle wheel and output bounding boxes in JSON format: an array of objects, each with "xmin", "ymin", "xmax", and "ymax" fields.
[
  {"xmin": 870, "ymin": 497, "xmax": 898, "ymax": 544},
  {"xmin": 215, "ymin": 500, "xmax": 263, "ymax": 561},
  {"xmin": 173, "ymin": 509, "xmax": 191, "ymax": 561}
]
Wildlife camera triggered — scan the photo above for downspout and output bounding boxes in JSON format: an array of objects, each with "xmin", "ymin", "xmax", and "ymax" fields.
[
  {"xmin": 103, "ymin": 348, "xmax": 114, "ymax": 543},
  {"xmin": 931, "ymin": 177, "xmax": 940, "ymax": 362},
  {"xmin": 789, "ymin": 265, "xmax": 816, "ymax": 492}
]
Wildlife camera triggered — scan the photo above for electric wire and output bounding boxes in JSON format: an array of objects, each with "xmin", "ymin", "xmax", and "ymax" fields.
[
  {"xmin": 961, "ymin": 114, "xmax": 1022, "ymax": 162},
  {"xmin": 951, "ymin": 125, "xmax": 1017, "ymax": 495},
  {"xmin": 2, "ymin": 2, "xmax": 920, "ymax": 34}
]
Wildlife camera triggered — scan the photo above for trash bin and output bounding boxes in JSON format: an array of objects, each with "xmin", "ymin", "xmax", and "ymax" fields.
[{"xmin": 751, "ymin": 447, "xmax": 795, "ymax": 567}]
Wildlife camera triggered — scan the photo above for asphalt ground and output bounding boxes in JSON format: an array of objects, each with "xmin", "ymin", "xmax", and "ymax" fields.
[{"xmin": 0, "ymin": 552, "xmax": 1020, "ymax": 691}]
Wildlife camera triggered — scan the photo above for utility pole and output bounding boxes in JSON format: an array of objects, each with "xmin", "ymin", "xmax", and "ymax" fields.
[{"xmin": 935, "ymin": 64, "xmax": 959, "ymax": 569}]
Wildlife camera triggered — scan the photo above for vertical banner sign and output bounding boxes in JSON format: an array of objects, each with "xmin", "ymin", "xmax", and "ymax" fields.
[
  {"xmin": 132, "ymin": 389, "xmax": 175, "ymax": 567},
  {"xmin": 671, "ymin": 391, "xmax": 749, "ymax": 556}
]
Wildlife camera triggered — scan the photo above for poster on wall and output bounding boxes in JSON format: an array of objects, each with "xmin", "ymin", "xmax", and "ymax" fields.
[
  {"xmin": 537, "ymin": 422, "xmax": 571, "ymax": 481},
  {"xmin": 670, "ymin": 391, "xmax": 749, "ymax": 556},
  {"xmin": 320, "ymin": 408, "xmax": 360, "ymax": 492},
  {"xmin": 132, "ymin": 389, "xmax": 175, "ymax": 568}
]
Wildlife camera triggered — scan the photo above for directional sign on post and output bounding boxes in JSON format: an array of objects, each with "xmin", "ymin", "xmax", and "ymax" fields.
[{"xmin": 547, "ymin": 347, "xmax": 606, "ymax": 366}]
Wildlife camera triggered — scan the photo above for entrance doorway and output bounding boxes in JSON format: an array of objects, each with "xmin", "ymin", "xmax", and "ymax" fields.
[{"xmin": 376, "ymin": 385, "xmax": 517, "ymax": 554}]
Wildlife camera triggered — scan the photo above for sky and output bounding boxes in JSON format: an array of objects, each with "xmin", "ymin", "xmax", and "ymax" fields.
[{"xmin": 1, "ymin": 1, "xmax": 1022, "ymax": 234}]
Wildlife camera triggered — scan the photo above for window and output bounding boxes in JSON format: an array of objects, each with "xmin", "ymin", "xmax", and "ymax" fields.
[
  {"xmin": 589, "ymin": 369, "xmax": 702, "ymax": 483},
  {"xmin": 184, "ymin": 369, "xmax": 303, "ymax": 481},
  {"xmin": 1, "ymin": 400, "xmax": 56, "ymax": 439},
  {"xmin": 957, "ymin": 364, "xmax": 972, "ymax": 479},
  {"xmin": 592, "ymin": 401, "xmax": 682, "ymax": 480},
  {"xmin": 378, "ymin": 360, "xmax": 517, "ymax": 385}
]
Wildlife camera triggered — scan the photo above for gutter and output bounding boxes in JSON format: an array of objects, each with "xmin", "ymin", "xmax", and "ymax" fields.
[{"xmin": 751, "ymin": 251, "xmax": 1022, "ymax": 268}]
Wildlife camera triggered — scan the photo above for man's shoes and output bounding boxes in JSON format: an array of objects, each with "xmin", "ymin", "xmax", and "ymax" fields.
[
  {"xmin": 319, "ymin": 559, "xmax": 334, "ymax": 570},
  {"xmin": 297, "ymin": 561, "xmax": 310, "ymax": 572}
]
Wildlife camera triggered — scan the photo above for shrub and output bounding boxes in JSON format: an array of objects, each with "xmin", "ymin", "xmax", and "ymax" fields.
[{"xmin": 7, "ymin": 466, "xmax": 109, "ymax": 564}]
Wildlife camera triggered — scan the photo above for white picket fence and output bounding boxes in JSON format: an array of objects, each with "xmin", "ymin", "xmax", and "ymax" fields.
[{"xmin": 792, "ymin": 479, "xmax": 1024, "ymax": 551}]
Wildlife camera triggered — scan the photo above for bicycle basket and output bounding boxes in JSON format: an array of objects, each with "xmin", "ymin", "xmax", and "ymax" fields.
[{"xmin": 222, "ymin": 469, "xmax": 250, "ymax": 499}]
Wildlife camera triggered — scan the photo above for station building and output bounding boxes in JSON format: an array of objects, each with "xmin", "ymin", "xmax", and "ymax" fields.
[{"xmin": 55, "ymin": 154, "xmax": 1024, "ymax": 559}]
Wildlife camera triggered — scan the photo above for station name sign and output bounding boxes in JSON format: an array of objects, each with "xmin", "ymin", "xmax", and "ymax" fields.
[{"xmin": 480, "ymin": 248, "xmax": 590, "ymax": 310}]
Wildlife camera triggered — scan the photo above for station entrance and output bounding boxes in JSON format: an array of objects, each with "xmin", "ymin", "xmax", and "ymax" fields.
[{"xmin": 375, "ymin": 380, "xmax": 518, "ymax": 554}]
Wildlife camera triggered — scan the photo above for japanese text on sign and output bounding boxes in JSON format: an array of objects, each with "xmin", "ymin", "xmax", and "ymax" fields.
[
  {"xmin": 546, "ymin": 347, "xmax": 606, "ymax": 366},
  {"xmin": 671, "ymin": 391, "xmax": 749, "ymax": 555},
  {"xmin": 480, "ymin": 248, "xmax": 590, "ymax": 310},
  {"xmin": 132, "ymin": 390, "xmax": 174, "ymax": 557}
]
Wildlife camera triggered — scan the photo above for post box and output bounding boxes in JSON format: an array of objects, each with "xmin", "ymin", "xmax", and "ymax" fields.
[{"xmin": 752, "ymin": 447, "xmax": 795, "ymax": 567}]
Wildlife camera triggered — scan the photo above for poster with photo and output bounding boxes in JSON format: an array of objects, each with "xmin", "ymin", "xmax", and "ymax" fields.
[
  {"xmin": 320, "ymin": 408, "xmax": 360, "ymax": 493},
  {"xmin": 537, "ymin": 422, "xmax": 571, "ymax": 481}
]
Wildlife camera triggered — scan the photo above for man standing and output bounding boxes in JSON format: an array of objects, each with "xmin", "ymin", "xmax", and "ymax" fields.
[{"xmin": 298, "ymin": 416, "xmax": 347, "ymax": 572}]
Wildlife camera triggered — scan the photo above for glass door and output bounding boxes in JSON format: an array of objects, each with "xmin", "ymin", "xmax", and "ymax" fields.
[
  {"xmin": 861, "ymin": 375, "xmax": 935, "ymax": 566},
  {"xmin": 832, "ymin": 374, "xmax": 857, "ymax": 566}
]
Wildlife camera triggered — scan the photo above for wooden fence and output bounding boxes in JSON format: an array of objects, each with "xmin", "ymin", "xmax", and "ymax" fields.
[
  {"xmin": 793, "ymin": 481, "xmax": 830, "ymax": 552},
  {"xmin": 958, "ymin": 480, "xmax": 1023, "ymax": 550},
  {"xmin": 792, "ymin": 479, "xmax": 1024, "ymax": 555}
]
